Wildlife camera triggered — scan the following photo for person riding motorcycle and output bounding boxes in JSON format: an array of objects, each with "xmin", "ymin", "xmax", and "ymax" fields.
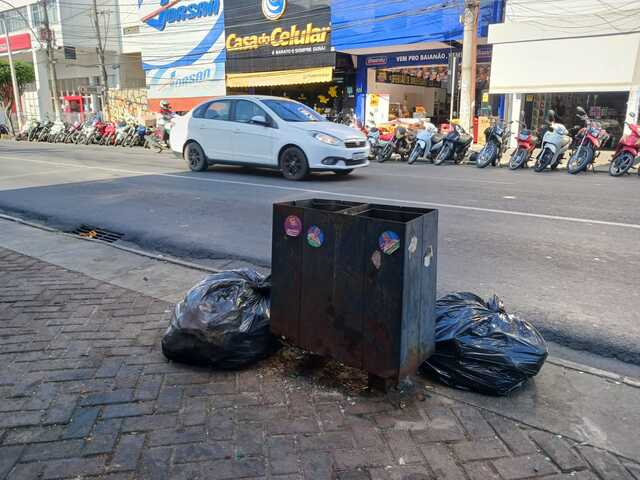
[{"xmin": 156, "ymin": 100, "xmax": 174, "ymax": 145}]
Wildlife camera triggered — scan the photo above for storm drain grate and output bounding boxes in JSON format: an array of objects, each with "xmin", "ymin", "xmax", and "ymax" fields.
[{"xmin": 72, "ymin": 225, "xmax": 124, "ymax": 243}]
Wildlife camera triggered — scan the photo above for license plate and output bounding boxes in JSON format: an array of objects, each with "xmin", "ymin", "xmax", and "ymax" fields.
[{"xmin": 352, "ymin": 152, "xmax": 367, "ymax": 160}]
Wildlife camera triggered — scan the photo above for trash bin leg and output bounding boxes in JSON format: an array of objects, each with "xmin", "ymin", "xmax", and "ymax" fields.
[{"xmin": 368, "ymin": 373, "xmax": 396, "ymax": 392}]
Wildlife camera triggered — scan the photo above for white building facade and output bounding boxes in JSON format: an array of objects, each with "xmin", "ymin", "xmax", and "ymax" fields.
[
  {"xmin": 0, "ymin": 0, "xmax": 146, "ymax": 122},
  {"xmin": 117, "ymin": 0, "xmax": 226, "ymax": 113},
  {"xmin": 488, "ymin": 0, "xmax": 640, "ymax": 145}
]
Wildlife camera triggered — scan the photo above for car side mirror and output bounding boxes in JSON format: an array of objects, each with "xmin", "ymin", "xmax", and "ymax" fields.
[{"xmin": 251, "ymin": 115, "xmax": 268, "ymax": 126}]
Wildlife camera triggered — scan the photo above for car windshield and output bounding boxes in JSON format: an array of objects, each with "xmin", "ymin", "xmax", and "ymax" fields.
[{"xmin": 262, "ymin": 99, "xmax": 325, "ymax": 122}]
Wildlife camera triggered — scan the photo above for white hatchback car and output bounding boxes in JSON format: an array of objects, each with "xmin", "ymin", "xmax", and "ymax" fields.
[{"xmin": 170, "ymin": 95, "xmax": 369, "ymax": 180}]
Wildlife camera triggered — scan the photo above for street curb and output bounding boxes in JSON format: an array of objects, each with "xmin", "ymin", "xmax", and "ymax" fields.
[
  {"xmin": 1, "ymin": 211, "xmax": 639, "ymax": 388},
  {"xmin": 0, "ymin": 212, "xmax": 222, "ymax": 275},
  {"xmin": 547, "ymin": 357, "xmax": 640, "ymax": 388}
]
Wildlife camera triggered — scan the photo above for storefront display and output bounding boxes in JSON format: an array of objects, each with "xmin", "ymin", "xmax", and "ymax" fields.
[
  {"xmin": 523, "ymin": 92, "xmax": 627, "ymax": 147},
  {"xmin": 356, "ymin": 48, "xmax": 456, "ymax": 126}
]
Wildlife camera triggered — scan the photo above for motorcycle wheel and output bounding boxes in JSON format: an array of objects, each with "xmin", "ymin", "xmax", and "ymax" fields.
[
  {"xmin": 568, "ymin": 145, "xmax": 593, "ymax": 174},
  {"xmin": 408, "ymin": 146, "xmax": 422, "ymax": 165},
  {"xmin": 509, "ymin": 149, "xmax": 528, "ymax": 170},
  {"xmin": 534, "ymin": 149, "xmax": 553, "ymax": 172},
  {"xmin": 609, "ymin": 152, "xmax": 635, "ymax": 177},
  {"xmin": 434, "ymin": 145, "xmax": 451, "ymax": 165},
  {"xmin": 476, "ymin": 143, "xmax": 496, "ymax": 168},
  {"xmin": 377, "ymin": 144, "xmax": 391, "ymax": 163}
]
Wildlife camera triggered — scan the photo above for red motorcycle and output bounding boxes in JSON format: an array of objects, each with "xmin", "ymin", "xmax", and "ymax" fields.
[
  {"xmin": 100, "ymin": 122, "xmax": 117, "ymax": 146},
  {"xmin": 508, "ymin": 121, "xmax": 538, "ymax": 169},
  {"xmin": 609, "ymin": 112, "xmax": 640, "ymax": 176},
  {"xmin": 567, "ymin": 106, "xmax": 609, "ymax": 174}
]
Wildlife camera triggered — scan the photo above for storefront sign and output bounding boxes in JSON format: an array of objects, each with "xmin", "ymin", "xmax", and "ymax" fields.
[
  {"xmin": 364, "ymin": 48, "xmax": 454, "ymax": 69},
  {"xmin": 141, "ymin": 0, "xmax": 220, "ymax": 32},
  {"xmin": 137, "ymin": 0, "xmax": 226, "ymax": 104},
  {"xmin": 0, "ymin": 33, "xmax": 32, "ymax": 53},
  {"xmin": 225, "ymin": 0, "xmax": 333, "ymax": 74}
]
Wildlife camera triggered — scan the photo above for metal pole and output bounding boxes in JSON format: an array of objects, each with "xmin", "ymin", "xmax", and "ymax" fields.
[
  {"xmin": 91, "ymin": 0, "xmax": 109, "ymax": 120},
  {"xmin": 459, "ymin": 0, "xmax": 479, "ymax": 133},
  {"xmin": 449, "ymin": 53, "xmax": 457, "ymax": 122},
  {"xmin": 1, "ymin": 16, "xmax": 22, "ymax": 130},
  {"xmin": 41, "ymin": 0, "xmax": 61, "ymax": 120}
]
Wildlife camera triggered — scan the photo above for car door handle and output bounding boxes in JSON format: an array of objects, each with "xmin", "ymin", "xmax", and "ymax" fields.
[{"xmin": 233, "ymin": 128, "xmax": 241, "ymax": 134}]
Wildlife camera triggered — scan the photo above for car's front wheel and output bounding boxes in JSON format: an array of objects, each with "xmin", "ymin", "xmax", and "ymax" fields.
[
  {"xmin": 281, "ymin": 146, "xmax": 309, "ymax": 181},
  {"xmin": 185, "ymin": 142, "xmax": 208, "ymax": 172}
]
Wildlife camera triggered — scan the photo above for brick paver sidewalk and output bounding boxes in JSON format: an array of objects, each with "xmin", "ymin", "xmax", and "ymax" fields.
[{"xmin": 1, "ymin": 247, "xmax": 638, "ymax": 480}]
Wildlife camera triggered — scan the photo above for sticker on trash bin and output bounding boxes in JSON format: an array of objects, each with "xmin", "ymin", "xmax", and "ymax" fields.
[
  {"xmin": 306, "ymin": 225, "xmax": 324, "ymax": 248},
  {"xmin": 371, "ymin": 250, "xmax": 382, "ymax": 270},
  {"xmin": 379, "ymin": 231, "xmax": 400, "ymax": 255},
  {"xmin": 408, "ymin": 236, "xmax": 418, "ymax": 254},
  {"xmin": 284, "ymin": 215, "xmax": 302, "ymax": 237}
]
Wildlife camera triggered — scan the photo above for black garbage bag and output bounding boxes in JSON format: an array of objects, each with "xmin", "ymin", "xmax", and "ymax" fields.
[
  {"xmin": 420, "ymin": 292, "xmax": 547, "ymax": 396},
  {"xmin": 161, "ymin": 270, "xmax": 275, "ymax": 369}
]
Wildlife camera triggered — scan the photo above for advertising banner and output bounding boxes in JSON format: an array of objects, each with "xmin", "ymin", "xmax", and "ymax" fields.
[
  {"xmin": 137, "ymin": 0, "xmax": 226, "ymax": 102},
  {"xmin": 364, "ymin": 49, "xmax": 454, "ymax": 69},
  {"xmin": 224, "ymin": 0, "xmax": 333, "ymax": 74}
]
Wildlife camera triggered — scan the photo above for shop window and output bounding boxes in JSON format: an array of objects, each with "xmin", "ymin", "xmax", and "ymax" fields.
[
  {"xmin": 203, "ymin": 101, "xmax": 232, "ymax": 121},
  {"xmin": 31, "ymin": 0, "xmax": 58, "ymax": 26},
  {"xmin": 523, "ymin": 92, "xmax": 629, "ymax": 148},
  {"xmin": 234, "ymin": 100, "xmax": 268, "ymax": 124},
  {"xmin": 0, "ymin": 7, "xmax": 29, "ymax": 34}
]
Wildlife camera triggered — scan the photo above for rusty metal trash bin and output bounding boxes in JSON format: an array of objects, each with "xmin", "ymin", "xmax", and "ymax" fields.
[{"xmin": 270, "ymin": 198, "xmax": 438, "ymax": 388}]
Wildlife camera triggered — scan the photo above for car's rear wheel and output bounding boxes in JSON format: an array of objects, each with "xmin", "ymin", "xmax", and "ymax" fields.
[
  {"xmin": 185, "ymin": 142, "xmax": 208, "ymax": 172},
  {"xmin": 281, "ymin": 146, "xmax": 309, "ymax": 181},
  {"xmin": 333, "ymin": 169, "xmax": 353, "ymax": 176}
]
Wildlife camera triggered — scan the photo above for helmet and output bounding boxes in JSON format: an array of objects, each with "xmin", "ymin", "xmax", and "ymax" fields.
[
  {"xmin": 546, "ymin": 110, "xmax": 556, "ymax": 122},
  {"xmin": 160, "ymin": 100, "xmax": 170, "ymax": 109}
]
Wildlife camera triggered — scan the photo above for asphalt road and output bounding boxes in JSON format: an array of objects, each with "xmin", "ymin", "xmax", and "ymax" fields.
[{"xmin": 1, "ymin": 140, "xmax": 639, "ymax": 364}]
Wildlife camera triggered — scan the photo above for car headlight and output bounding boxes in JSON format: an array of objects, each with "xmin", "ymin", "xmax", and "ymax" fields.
[{"xmin": 313, "ymin": 132, "xmax": 343, "ymax": 146}]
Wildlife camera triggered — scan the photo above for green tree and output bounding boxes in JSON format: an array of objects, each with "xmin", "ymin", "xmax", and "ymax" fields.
[{"xmin": 0, "ymin": 60, "xmax": 35, "ymax": 134}]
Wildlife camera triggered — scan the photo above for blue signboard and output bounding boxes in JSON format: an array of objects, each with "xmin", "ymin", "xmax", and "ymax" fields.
[
  {"xmin": 331, "ymin": 0, "xmax": 504, "ymax": 51},
  {"xmin": 363, "ymin": 48, "xmax": 455, "ymax": 69}
]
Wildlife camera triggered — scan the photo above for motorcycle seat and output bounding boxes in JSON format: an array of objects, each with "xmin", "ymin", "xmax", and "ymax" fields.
[
  {"xmin": 431, "ymin": 133, "xmax": 444, "ymax": 144},
  {"xmin": 560, "ymin": 136, "xmax": 571, "ymax": 148},
  {"xmin": 459, "ymin": 135, "xmax": 473, "ymax": 147}
]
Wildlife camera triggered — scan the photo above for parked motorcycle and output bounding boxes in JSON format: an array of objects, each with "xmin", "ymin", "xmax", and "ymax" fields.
[
  {"xmin": 509, "ymin": 121, "xmax": 538, "ymax": 170},
  {"xmin": 366, "ymin": 126, "xmax": 381, "ymax": 160},
  {"xmin": 36, "ymin": 121, "xmax": 53, "ymax": 142},
  {"xmin": 377, "ymin": 125, "xmax": 412, "ymax": 163},
  {"xmin": 47, "ymin": 120, "xmax": 66, "ymax": 143},
  {"xmin": 475, "ymin": 120, "xmax": 512, "ymax": 168},
  {"xmin": 16, "ymin": 119, "xmax": 38, "ymax": 141},
  {"xmin": 609, "ymin": 112, "xmax": 640, "ymax": 176},
  {"xmin": 434, "ymin": 124, "xmax": 472, "ymax": 165},
  {"xmin": 567, "ymin": 106, "xmax": 609, "ymax": 174},
  {"xmin": 408, "ymin": 122, "xmax": 444, "ymax": 164},
  {"xmin": 533, "ymin": 115, "xmax": 572, "ymax": 172}
]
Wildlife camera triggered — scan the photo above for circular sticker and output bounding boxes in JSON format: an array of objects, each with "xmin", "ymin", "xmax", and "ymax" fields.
[
  {"xmin": 378, "ymin": 231, "xmax": 401, "ymax": 255},
  {"xmin": 371, "ymin": 250, "xmax": 382, "ymax": 270},
  {"xmin": 306, "ymin": 225, "xmax": 324, "ymax": 248},
  {"xmin": 284, "ymin": 215, "xmax": 302, "ymax": 237}
]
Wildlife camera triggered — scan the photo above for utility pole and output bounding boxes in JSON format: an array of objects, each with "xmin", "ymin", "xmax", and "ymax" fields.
[
  {"xmin": 41, "ymin": 0, "xmax": 61, "ymax": 119},
  {"xmin": 0, "ymin": 15, "xmax": 23, "ymax": 131},
  {"xmin": 459, "ymin": 0, "xmax": 479, "ymax": 133},
  {"xmin": 91, "ymin": 0, "xmax": 109, "ymax": 119}
]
